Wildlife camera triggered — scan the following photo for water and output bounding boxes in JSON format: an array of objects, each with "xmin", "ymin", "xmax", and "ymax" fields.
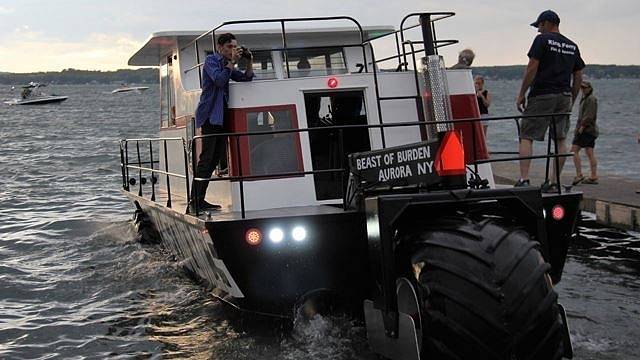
[
  {"xmin": 483, "ymin": 78, "xmax": 640, "ymax": 180},
  {"xmin": 0, "ymin": 82, "xmax": 639, "ymax": 359}
]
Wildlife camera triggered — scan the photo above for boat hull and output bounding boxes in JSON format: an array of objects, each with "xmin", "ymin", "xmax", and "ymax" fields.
[
  {"xmin": 7, "ymin": 96, "xmax": 69, "ymax": 105},
  {"xmin": 127, "ymin": 193, "xmax": 370, "ymax": 317}
]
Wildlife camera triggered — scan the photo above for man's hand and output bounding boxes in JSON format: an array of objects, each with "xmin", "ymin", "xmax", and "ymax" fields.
[{"xmin": 516, "ymin": 94, "xmax": 526, "ymax": 113}]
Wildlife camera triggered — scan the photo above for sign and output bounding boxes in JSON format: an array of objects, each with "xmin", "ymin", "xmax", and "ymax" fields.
[{"xmin": 349, "ymin": 139, "xmax": 441, "ymax": 187}]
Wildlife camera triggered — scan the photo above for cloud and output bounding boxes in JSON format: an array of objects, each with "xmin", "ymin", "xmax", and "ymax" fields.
[
  {"xmin": 1, "ymin": 33, "xmax": 144, "ymax": 72},
  {"xmin": 0, "ymin": 6, "xmax": 15, "ymax": 15}
]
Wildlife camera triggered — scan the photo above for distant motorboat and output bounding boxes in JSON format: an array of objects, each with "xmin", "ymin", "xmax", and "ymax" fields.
[
  {"xmin": 112, "ymin": 85, "xmax": 150, "ymax": 94},
  {"xmin": 4, "ymin": 82, "xmax": 68, "ymax": 105}
]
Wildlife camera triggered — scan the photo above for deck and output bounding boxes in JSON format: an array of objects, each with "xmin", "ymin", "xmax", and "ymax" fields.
[{"xmin": 492, "ymin": 162, "xmax": 640, "ymax": 231}]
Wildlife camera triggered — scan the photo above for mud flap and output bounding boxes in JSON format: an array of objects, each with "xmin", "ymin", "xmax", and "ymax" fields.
[
  {"xmin": 558, "ymin": 303, "xmax": 574, "ymax": 358},
  {"xmin": 364, "ymin": 299, "xmax": 420, "ymax": 360}
]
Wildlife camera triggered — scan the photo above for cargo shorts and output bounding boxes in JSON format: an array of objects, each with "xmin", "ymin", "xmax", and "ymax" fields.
[{"xmin": 519, "ymin": 93, "xmax": 572, "ymax": 141}]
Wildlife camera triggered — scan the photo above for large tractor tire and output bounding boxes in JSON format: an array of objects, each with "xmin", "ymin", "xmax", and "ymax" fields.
[{"xmin": 409, "ymin": 218, "xmax": 566, "ymax": 360}]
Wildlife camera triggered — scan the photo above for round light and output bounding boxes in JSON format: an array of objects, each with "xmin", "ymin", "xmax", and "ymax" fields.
[
  {"xmin": 245, "ymin": 228, "xmax": 262, "ymax": 245},
  {"xmin": 269, "ymin": 228, "xmax": 284, "ymax": 243},
  {"xmin": 327, "ymin": 77, "xmax": 339, "ymax": 88},
  {"xmin": 552, "ymin": 205, "xmax": 565, "ymax": 221},
  {"xmin": 292, "ymin": 226, "xmax": 307, "ymax": 242}
]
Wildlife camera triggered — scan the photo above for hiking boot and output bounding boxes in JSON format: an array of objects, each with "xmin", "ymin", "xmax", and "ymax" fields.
[{"xmin": 514, "ymin": 179, "xmax": 531, "ymax": 187}]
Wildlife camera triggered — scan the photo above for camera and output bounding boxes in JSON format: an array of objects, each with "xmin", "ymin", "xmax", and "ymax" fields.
[{"xmin": 239, "ymin": 46, "xmax": 252, "ymax": 59}]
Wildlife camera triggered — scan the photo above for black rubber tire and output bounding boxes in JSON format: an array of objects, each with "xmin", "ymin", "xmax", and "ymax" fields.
[{"xmin": 409, "ymin": 217, "xmax": 565, "ymax": 360}]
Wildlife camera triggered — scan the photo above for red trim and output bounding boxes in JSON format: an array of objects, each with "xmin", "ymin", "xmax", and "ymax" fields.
[
  {"xmin": 450, "ymin": 94, "xmax": 489, "ymax": 163},
  {"xmin": 227, "ymin": 104, "xmax": 304, "ymax": 181}
]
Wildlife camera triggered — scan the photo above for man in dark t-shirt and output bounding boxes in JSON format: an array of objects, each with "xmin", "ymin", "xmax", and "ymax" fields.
[{"xmin": 515, "ymin": 10, "xmax": 585, "ymax": 190}]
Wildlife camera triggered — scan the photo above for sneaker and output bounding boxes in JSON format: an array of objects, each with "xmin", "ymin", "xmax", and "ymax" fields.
[
  {"xmin": 540, "ymin": 180, "xmax": 559, "ymax": 193},
  {"xmin": 514, "ymin": 179, "xmax": 531, "ymax": 187}
]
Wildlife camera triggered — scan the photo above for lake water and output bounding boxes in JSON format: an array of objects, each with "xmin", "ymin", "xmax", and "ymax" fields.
[{"xmin": 0, "ymin": 81, "xmax": 639, "ymax": 359}]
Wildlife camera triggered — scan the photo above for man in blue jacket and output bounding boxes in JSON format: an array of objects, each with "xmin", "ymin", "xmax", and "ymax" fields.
[{"xmin": 191, "ymin": 33, "xmax": 253, "ymax": 212}]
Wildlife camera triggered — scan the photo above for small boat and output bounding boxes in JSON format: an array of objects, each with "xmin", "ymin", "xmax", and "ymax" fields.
[
  {"xmin": 4, "ymin": 82, "xmax": 68, "ymax": 105},
  {"xmin": 111, "ymin": 84, "xmax": 150, "ymax": 93}
]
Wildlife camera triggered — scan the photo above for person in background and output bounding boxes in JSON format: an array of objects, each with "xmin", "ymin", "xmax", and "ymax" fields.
[
  {"xmin": 474, "ymin": 75, "xmax": 491, "ymax": 136},
  {"xmin": 515, "ymin": 10, "xmax": 585, "ymax": 191},
  {"xmin": 190, "ymin": 33, "xmax": 254, "ymax": 212},
  {"xmin": 451, "ymin": 49, "xmax": 475, "ymax": 69},
  {"xmin": 571, "ymin": 81, "xmax": 598, "ymax": 185}
]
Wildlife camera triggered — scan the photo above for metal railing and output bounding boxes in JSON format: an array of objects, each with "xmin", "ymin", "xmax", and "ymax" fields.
[{"xmin": 120, "ymin": 137, "xmax": 190, "ymax": 210}]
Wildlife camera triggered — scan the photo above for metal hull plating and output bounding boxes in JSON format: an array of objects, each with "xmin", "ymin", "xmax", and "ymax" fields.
[{"xmin": 127, "ymin": 193, "xmax": 370, "ymax": 317}]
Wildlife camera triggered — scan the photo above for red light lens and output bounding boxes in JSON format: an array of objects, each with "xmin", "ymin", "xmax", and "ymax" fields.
[
  {"xmin": 435, "ymin": 131, "xmax": 466, "ymax": 176},
  {"xmin": 245, "ymin": 228, "xmax": 262, "ymax": 245},
  {"xmin": 327, "ymin": 77, "xmax": 339, "ymax": 88},
  {"xmin": 551, "ymin": 205, "xmax": 565, "ymax": 221}
]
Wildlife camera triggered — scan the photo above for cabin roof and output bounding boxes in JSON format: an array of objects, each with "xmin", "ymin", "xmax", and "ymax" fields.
[{"xmin": 128, "ymin": 26, "xmax": 394, "ymax": 66}]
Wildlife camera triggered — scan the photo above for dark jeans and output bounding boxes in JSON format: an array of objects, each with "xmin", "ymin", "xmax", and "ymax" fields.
[{"xmin": 191, "ymin": 122, "xmax": 226, "ymax": 203}]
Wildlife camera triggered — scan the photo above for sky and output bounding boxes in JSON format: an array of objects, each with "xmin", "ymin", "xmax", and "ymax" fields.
[{"xmin": 0, "ymin": 0, "xmax": 638, "ymax": 72}]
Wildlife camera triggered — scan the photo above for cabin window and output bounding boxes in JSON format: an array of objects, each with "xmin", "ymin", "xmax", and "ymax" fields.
[
  {"xmin": 283, "ymin": 48, "xmax": 348, "ymax": 78},
  {"xmin": 227, "ymin": 105, "xmax": 303, "ymax": 179},
  {"xmin": 238, "ymin": 50, "xmax": 276, "ymax": 80}
]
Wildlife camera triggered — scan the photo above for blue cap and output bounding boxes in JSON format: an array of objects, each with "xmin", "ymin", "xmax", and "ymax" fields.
[{"xmin": 530, "ymin": 10, "xmax": 560, "ymax": 27}]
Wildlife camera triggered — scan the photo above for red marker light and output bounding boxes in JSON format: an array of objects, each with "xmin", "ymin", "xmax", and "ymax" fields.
[
  {"xmin": 327, "ymin": 77, "xmax": 339, "ymax": 88},
  {"xmin": 245, "ymin": 228, "xmax": 262, "ymax": 245},
  {"xmin": 551, "ymin": 205, "xmax": 565, "ymax": 221},
  {"xmin": 435, "ymin": 131, "xmax": 466, "ymax": 176}
]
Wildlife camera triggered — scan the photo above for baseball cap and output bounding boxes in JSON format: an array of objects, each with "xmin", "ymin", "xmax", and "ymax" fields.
[{"xmin": 530, "ymin": 10, "xmax": 560, "ymax": 27}]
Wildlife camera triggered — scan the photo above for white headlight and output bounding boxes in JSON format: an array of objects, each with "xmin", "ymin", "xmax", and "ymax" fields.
[
  {"xmin": 292, "ymin": 226, "xmax": 307, "ymax": 242},
  {"xmin": 269, "ymin": 228, "xmax": 284, "ymax": 243}
]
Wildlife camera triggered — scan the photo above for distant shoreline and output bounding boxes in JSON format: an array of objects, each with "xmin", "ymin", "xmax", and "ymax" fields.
[{"xmin": 1, "ymin": 65, "xmax": 638, "ymax": 84}]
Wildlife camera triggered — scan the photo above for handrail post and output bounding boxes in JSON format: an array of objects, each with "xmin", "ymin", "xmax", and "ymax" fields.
[
  {"xmin": 368, "ymin": 46, "xmax": 387, "ymax": 148},
  {"xmin": 195, "ymin": 40, "xmax": 202, "ymax": 88},
  {"xmin": 281, "ymin": 21, "xmax": 290, "ymax": 78},
  {"xmin": 149, "ymin": 140, "xmax": 156, "ymax": 202},
  {"xmin": 191, "ymin": 136, "xmax": 199, "ymax": 215},
  {"xmin": 124, "ymin": 141, "xmax": 130, "ymax": 191},
  {"xmin": 544, "ymin": 117, "xmax": 553, "ymax": 184},
  {"xmin": 182, "ymin": 139, "xmax": 191, "ymax": 213},
  {"xmin": 119, "ymin": 141, "xmax": 127, "ymax": 191},
  {"xmin": 235, "ymin": 135, "xmax": 246, "ymax": 219},
  {"xmin": 136, "ymin": 141, "xmax": 143, "ymax": 197},
  {"xmin": 551, "ymin": 115, "xmax": 561, "ymax": 194},
  {"xmin": 164, "ymin": 140, "xmax": 172, "ymax": 208}
]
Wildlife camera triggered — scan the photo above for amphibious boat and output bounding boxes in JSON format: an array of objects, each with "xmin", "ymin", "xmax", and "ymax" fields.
[{"xmin": 120, "ymin": 13, "xmax": 580, "ymax": 359}]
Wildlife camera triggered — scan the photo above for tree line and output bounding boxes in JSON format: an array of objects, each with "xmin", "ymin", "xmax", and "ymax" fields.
[
  {"xmin": 0, "ymin": 65, "xmax": 638, "ymax": 85},
  {"xmin": 475, "ymin": 65, "xmax": 640, "ymax": 80},
  {"xmin": 0, "ymin": 68, "xmax": 158, "ymax": 85}
]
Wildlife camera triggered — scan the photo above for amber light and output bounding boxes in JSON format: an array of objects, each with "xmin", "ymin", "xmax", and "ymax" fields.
[
  {"xmin": 245, "ymin": 228, "xmax": 262, "ymax": 245},
  {"xmin": 327, "ymin": 77, "xmax": 339, "ymax": 88},
  {"xmin": 552, "ymin": 205, "xmax": 565, "ymax": 221}
]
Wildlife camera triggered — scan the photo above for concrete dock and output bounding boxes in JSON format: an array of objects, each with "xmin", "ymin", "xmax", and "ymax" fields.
[{"xmin": 491, "ymin": 161, "xmax": 640, "ymax": 231}]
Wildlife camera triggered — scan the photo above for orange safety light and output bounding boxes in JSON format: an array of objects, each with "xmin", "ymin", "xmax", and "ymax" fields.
[
  {"xmin": 435, "ymin": 131, "xmax": 466, "ymax": 176},
  {"xmin": 245, "ymin": 228, "xmax": 262, "ymax": 245},
  {"xmin": 551, "ymin": 205, "xmax": 565, "ymax": 221},
  {"xmin": 327, "ymin": 77, "xmax": 339, "ymax": 88}
]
